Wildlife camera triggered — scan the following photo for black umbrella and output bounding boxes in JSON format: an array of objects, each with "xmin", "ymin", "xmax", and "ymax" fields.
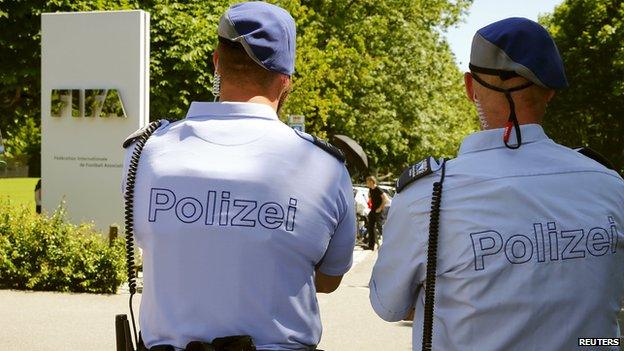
[{"xmin": 332, "ymin": 135, "xmax": 368, "ymax": 175}]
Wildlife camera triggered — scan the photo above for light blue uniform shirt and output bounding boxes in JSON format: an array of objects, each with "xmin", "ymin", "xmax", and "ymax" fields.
[
  {"xmin": 370, "ymin": 124, "xmax": 624, "ymax": 351},
  {"xmin": 123, "ymin": 102, "xmax": 356, "ymax": 350}
]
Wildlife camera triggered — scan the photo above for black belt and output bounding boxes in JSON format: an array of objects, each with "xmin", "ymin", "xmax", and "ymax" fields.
[
  {"xmin": 140, "ymin": 335, "xmax": 256, "ymax": 351},
  {"xmin": 139, "ymin": 335, "xmax": 320, "ymax": 351}
]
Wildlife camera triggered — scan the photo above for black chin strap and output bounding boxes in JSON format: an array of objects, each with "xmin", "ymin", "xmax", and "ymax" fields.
[{"xmin": 471, "ymin": 73, "xmax": 533, "ymax": 149}]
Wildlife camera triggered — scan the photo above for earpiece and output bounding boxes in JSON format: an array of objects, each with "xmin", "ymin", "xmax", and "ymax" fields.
[{"xmin": 212, "ymin": 64, "xmax": 221, "ymax": 102}]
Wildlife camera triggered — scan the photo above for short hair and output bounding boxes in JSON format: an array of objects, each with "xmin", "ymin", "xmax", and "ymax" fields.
[
  {"xmin": 366, "ymin": 176, "xmax": 377, "ymax": 184},
  {"xmin": 216, "ymin": 37, "xmax": 282, "ymax": 90}
]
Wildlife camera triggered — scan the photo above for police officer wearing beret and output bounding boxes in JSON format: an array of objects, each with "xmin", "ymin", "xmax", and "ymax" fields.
[
  {"xmin": 370, "ymin": 18, "xmax": 624, "ymax": 351},
  {"xmin": 122, "ymin": 2, "xmax": 356, "ymax": 350}
]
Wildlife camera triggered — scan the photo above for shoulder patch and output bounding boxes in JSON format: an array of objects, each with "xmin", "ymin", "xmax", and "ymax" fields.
[
  {"xmin": 573, "ymin": 147, "xmax": 615, "ymax": 171},
  {"xmin": 294, "ymin": 130, "xmax": 345, "ymax": 162},
  {"xmin": 396, "ymin": 157, "xmax": 434, "ymax": 193},
  {"xmin": 122, "ymin": 120, "xmax": 169, "ymax": 148},
  {"xmin": 311, "ymin": 135, "xmax": 345, "ymax": 162}
]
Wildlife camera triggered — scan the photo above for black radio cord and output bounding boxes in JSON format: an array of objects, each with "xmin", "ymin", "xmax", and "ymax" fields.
[
  {"xmin": 123, "ymin": 121, "xmax": 162, "ymax": 349},
  {"xmin": 422, "ymin": 160, "xmax": 446, "ymax": 351}
]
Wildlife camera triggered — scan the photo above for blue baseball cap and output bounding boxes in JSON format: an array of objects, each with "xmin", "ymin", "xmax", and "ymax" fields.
[
  {"xmin": 469, "ymin": 17, "xmax": 568, "ymax": 90},
  {"xmin": 218, "ymin": 1, "xmax": 296, "ymax": 76}
]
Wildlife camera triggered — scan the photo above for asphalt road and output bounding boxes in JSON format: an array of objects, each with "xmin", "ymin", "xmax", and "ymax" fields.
[
  {"xmin": 2, "ymin": 248, "xmax": 622, "ymax": 350},
  {"xmin": 0, "ymin": 248, "xmax": 412, "ymax": 350}
]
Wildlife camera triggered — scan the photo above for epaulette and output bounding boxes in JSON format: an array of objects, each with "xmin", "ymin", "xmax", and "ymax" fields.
[
  {"xmin": 294, "ymin": 130, "xmax": 345, "ymax": 162},
  {"xmin": 122, "ymin": 120, "xmax": 169, "ymax": 148},
  {"xmin": 396, "ymin": 157, "xmax": 435, "ymax": 193},
  {"xmin": 573, "ymin": 147, "xmax": 615, "ymax": 171}
]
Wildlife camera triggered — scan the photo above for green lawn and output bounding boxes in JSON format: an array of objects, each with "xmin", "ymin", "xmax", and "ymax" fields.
[{"xmin": 0, "ymin": 177, "xmax": 39, "ymax": 208}]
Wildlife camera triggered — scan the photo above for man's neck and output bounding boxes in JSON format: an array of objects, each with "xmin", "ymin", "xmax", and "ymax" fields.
[
  {"xmin": 219, "ymin": 85, "xmax": 279, "ymax": 112},
  {"xmin": 480, "ymin": 104, "xmax": 545, "ymax": 130},
  {"xmin": 481, "ymin": 111, "xmax": 543, "ymax": 130},
  {"xmin": 219, "ymin": 96, "xmax": 277, "ymax": 111}
]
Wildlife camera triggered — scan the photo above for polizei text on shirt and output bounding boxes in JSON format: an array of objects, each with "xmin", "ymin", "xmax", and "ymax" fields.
[
  {"xmin": 470, "ymin": 217, "xmax": 619, "ymax": 270},
  {"xmin": 148, "ymin": 188, "xmax": 298, "ymax": 231}
]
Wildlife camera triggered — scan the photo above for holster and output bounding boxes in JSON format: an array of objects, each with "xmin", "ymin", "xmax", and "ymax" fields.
[
  {"xmin": 188, "ymin": 335, "xmax": 256, "ymax": 351},
  {"xmin": 115, "ymin": 314, "xmax": 135, "ymax": 351}
]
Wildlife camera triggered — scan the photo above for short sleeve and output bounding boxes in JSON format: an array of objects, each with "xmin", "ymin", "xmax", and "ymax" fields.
[
  {"xmin": 317, "ymin": 167, "xmax": 356, "ymax": 276},
  {"xmin": 369, "ymin": 188, "xmax": 428, "ymax": 322}
]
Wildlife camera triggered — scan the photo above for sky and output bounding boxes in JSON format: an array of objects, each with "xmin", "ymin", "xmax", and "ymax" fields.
[{"xmin": 445, "ymin": 0, "xmax": 564, "ymax": 71}]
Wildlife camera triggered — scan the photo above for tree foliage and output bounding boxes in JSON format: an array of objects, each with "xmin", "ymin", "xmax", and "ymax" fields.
[
  {"xmin": 281, "ymin": 0, "xmax": 476, "ymax": 176},
  {"xmin": 0, "ymin": 0, "xmax": 476, "ymax": 178},
  {"xmin": 541, "ymin": 0, "xmax": 624, "ymax": 173},
  {"xmin": 148, "ymin": 1, "xmax": 228, "ymax": 118}
]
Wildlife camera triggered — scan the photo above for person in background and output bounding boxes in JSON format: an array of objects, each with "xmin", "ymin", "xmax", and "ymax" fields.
[
  {"xmin": 0, "ymin": 127, "xmax": 5, "ymax": 168},
  {"xmin": 366, "ymin": 175, "xmax": 387, "ymax": 251},
  {"xmin": 34, "ymin": 179, "xmax": 41, "ymax": 214}
]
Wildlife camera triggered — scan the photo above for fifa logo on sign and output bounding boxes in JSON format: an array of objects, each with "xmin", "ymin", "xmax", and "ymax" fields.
[{"xmin": 50, "ymin": 89, "xmax": 127, "ymax": 118}]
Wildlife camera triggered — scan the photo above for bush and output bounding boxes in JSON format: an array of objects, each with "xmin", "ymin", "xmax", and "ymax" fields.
[{"xmin": 0, "ymin": 202, "xmax": 126, "ymax": 293}]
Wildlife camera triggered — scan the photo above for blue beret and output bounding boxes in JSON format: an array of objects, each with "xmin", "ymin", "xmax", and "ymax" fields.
[
  {"xmin": 218, "ymin": 1, "xmax": 296, "ymax": 76},
  {"xmin": 470, "ymin": 17, "xmax": 568, "ymax": 90}
]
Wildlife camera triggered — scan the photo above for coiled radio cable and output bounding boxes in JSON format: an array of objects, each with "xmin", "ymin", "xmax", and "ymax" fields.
[
  {"xmin": 123, "ymin": 120, "xmax": 162, "ymax": 348},
  {"xmin": 422, "ymin": 160, "xmax": 447, "ymax": 351}
]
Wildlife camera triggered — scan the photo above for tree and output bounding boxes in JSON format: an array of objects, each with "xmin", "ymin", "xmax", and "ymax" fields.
[
  {"xmin": 280, "ymin": 0, "xmax": 477, "ymax": 176},
  {"xmin": 0, "ymin": 0, "xmax": 476, "ymax": 178},
  {"xmin": 147, "ymin": 1, "xmax": 229, "ymax": 118},
  {"xmin": 541, "ymin": 0, "xmax": 624, "ymax": 173}
]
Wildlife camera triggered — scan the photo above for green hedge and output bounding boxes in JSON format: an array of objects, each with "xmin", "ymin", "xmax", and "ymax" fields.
[{"xmin": 0, "ymin": 202, "xmax": 126, "ymax": 293}]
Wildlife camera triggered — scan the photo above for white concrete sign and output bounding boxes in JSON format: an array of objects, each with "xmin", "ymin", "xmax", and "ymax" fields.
[{"xmin": 41, "ymin": 10, "xmax": 149, "ymax": 230}]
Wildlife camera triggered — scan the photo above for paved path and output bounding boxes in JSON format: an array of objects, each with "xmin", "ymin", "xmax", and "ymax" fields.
[
  {"xmin": 2, "ymin": 247, "xmax": 624, "ymax": 350},
  {"xmin": 0, "ymin": 248, "xmax": 413, "ymax": 350},
  {"xmin": 317, "ymin": 249, "xmax": 412, "ymax": 350},
  {"xmin": 0, "ymin": 289, "xmax": 131, "ymax": 350}
]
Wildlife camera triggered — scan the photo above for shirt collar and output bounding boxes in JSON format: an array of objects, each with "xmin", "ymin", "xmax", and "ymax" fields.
[
  {"xmin": 185, "ymin": 101, "xmax": 278, "ymax": 120},
  {"xmin": 458, "ymin": 124, "xmax": 549, "ymax": 155}
]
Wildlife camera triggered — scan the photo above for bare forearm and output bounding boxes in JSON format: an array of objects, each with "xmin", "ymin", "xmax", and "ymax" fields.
[
  {"xmin": 403, "ymin": 307, "xmax": 415, "ymax": 321},
  {"xmin": 315, "ymin": 269, "xmax": 343, "ymax": 293}
]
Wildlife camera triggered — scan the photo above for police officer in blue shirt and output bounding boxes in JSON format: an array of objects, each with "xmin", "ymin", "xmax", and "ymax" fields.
[
  {"xmin": 370, "ymin": 18, "xmax": 624, "ymax": 351},
  {"xmin": 122, "ymin": 2, "xmax": 356, "ymax": 350}
]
